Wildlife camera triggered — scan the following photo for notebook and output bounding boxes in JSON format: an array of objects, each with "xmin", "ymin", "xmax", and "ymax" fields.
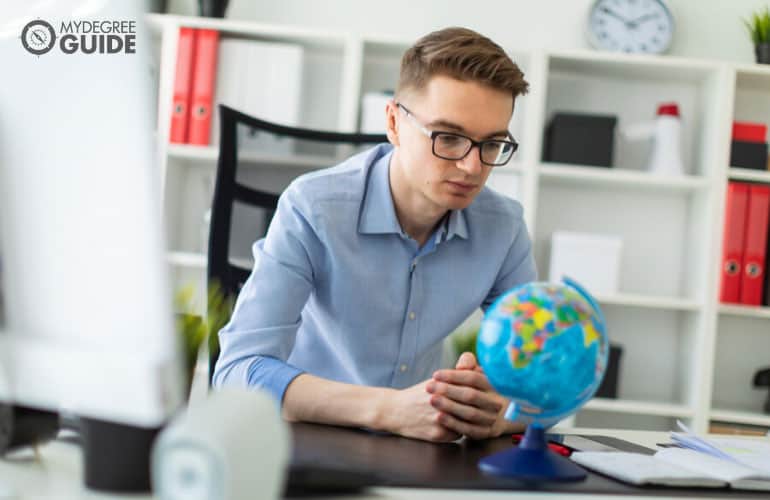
[
  {"xmin": 572, "ymin": 448, "xmax": 770, "ymax": 491},
  {"xmin": 671, "ymin": 419, "xmax": 770, "ymax": 474}
]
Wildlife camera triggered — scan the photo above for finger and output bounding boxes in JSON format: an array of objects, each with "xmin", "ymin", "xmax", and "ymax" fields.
[
  {"xmin": 430, "ymin": 394, "xmax": 497, "ymax": 426},
  {"xmin": 428, "ymin": 381, "xmax": 502, "ymax": 412},
  {"xmin": 437, "ymin": 411, "xmax": 492, "ymax": 440},
  {"xmin": 427, "ymin": 421, "xmax": 462, "ymax": 443},
  {"xmin": 433, "ymin": 369, "xmax": 494, "ymax": 392},
  {"xmin": 454, "ymin": 351, "xmax": 477, "ymax": 370}
]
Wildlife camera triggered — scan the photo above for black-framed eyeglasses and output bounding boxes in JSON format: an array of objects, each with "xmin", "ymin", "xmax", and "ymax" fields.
[{"xmin": 397, "ymin": 102, "xmax": 518, "ymax": 167}]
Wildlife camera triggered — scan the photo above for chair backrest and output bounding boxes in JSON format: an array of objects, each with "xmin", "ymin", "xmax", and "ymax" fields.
[{"xmin": 207, "ymin": 104, "xmax": 387, "ymax": 384}]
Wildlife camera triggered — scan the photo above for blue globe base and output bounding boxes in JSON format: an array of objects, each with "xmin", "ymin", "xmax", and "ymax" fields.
[{"xmin": 478, "ymin": 425, "xmax": 587, "ymax": 482}]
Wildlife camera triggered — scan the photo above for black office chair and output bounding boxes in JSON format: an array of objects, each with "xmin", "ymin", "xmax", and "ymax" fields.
[{"xmin": 207, "ymin": 104, "xmax": 387, "ymax": 384}]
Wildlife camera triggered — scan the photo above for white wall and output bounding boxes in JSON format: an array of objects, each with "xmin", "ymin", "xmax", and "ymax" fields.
[{"xmin": 167, "ymin": 0, "xmax": 770, "ymax": 64}]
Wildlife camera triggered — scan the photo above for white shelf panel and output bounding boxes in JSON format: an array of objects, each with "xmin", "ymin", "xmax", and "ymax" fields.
[
  {"xmin": 710, "ymin": 409, "xmax": 770, "ymax": 427},
  {"xmin": 146, "ymin": 13, "xmax": 347, "ymax": 48},
  {"xmin": 167, "ymin": 144, "xmax": 218, "ymax": 162},
  {"xmin": 594, "ymin": 292, "xmax": 701, "ymax": 312},
  {"xmin": 167, "ymin": 144, "xmax": 341, "ymax": 169},
  {"xmin": 728, "ymin": 168, "xmax": 770, "ymax": 184},
  {"xmin": 166, "ymin": 251, "xmax": 254, "ymax": 272},
  {"xmin": 538, "ymin": 163, "xmax": 711, "ymax": 192},
  {"xmin": 585, "ymin": 398, "xmax": 694, "ymax": 418},
  {"xmin": 734, "ymin": 62, "xmax": 770, "ymax": 78},
  {"xmin": 167, "ymin": 251, "xmax": 207, "ymax": 269},
  {"xmin": 718, "ymin": 304, "xmax": 770, "ymax": 319}
]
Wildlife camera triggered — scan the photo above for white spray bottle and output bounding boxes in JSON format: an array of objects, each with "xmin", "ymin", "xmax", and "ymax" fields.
[{"xmin": 623, "ymin": 103, "xmax": 685, "ymax": 176}]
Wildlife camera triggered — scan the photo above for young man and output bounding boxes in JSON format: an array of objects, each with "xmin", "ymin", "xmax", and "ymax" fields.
[{"xmin": 213, "ymin": 27, "xmax": 536, "ymax": 442}]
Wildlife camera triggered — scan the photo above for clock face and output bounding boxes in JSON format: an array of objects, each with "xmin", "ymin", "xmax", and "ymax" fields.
[{"xmin": 587, "ymin": 0, "xmax": 674, "ymax": 54}]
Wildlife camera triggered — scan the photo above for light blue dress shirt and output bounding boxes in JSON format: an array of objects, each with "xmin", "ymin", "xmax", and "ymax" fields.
[{"xmin": 212, "ymin": 143, "xmax": 537, "ymax": 403}]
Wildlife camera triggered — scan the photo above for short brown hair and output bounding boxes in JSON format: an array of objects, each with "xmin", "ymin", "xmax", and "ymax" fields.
[{"xmin": 396, "ymin": 27, "xmax": 528, "ymax": 100}]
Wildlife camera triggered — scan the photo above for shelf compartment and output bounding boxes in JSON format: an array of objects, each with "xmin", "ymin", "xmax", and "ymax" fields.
[
  {"xmin": 534, "ymin": 180, "xmax": 709, "ymax": 300},
  {"xmin": 711, "ymin": 315, "xmax": 770, "ymax": 418},
  {"xmin": 544, "ymin": 51, "xmax": 726, "ymax": 179}
]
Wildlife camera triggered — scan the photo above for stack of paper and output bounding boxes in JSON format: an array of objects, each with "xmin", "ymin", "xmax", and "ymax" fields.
[
  {"xmin": 672, "ymin": 419, "xmax": 770, "ymax": 473},
  {"xmin": 572, "ymin": 421, "xmax": 770, "ymax": 490}
]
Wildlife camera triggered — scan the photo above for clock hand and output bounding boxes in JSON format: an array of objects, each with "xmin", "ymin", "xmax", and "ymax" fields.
[
  {"xmin": 628, "ymin": 12, "xmax": 660, "ymax": 28},
  {"xmin": 599, "ymin": 6, "xmax": 631, "ymax": 25}
]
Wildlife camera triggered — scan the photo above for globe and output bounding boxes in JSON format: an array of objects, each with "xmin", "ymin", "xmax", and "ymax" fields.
[{"xmin": 476, "ymin": 277, "xmax": 609, "ymax": 428}]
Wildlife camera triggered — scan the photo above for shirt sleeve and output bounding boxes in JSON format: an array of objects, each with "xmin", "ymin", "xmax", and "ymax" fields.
[
  {"xmin": 481, "ymin": 217, "xmax": 537, "ymax": 312},
  {"xmin": 211, "ymin": 182, "xmax": 322, "ymax": 404}
]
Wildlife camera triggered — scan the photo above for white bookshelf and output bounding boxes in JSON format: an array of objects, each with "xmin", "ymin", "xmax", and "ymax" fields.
[{"xmin": 148, "ymin": 14, "xmax": 770, "ymax": 434}]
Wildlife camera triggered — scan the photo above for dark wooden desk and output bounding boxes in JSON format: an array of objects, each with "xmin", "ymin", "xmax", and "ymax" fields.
[{"xmin": 288, "ymin": 422, "xmax": 769, "ymax": 498}]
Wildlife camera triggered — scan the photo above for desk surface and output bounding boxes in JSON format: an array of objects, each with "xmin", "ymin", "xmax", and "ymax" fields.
[{"xmin": 1, "ymin": 424, "xmax": 768, "ymax": 500}]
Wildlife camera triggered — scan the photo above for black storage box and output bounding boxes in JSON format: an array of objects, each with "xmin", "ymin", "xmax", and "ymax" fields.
[
  {"xmin": 543, "ymin": 112, "xmax": 618, "ymax": 167},
  {"xmin": 595, "ymin": 343, "xmax": 623, "ymax": 399},
  {"xmin": 730, "ymin": 140, "xmax": 769, "ymax": 170}
]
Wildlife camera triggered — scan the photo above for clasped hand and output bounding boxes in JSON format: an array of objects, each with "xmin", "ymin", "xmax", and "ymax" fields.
[{"xmin": 387, "ymin": 352, "xmax": 522, "ymax": 442}]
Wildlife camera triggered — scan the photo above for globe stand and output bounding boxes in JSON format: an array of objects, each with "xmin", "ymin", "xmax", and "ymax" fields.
[{"xmin": 478, "ymin": 424, "xmax": 586, "ymax": 481}]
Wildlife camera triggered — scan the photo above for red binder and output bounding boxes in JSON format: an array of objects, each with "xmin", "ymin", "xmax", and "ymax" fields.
[
  {"xmin": 720, "ymin": 182, "xmax": 749, "ymax": 304},
  {"xmin": 169, "ymin": 27, "xmax": 196, "ymax": 144},
  {"xmin": 187, "ymin": 29, "xmax": 220, "ymax": 146},
  {"xmin": 732, "ymin": 121, "xmax": 767, "ymax": 143},
  {"xmin": 740, "ymin": 184, "xmax": 770, "ymax": 306}
]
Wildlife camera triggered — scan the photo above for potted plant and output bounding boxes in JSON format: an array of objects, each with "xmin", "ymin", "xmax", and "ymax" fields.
[
  {"xmin": 174, "ymin": 282, "xmax": 234, "ymax": 397},
  {"xmin": 744, "ymin": 6, "xmax": 770, "ymax": 64}
]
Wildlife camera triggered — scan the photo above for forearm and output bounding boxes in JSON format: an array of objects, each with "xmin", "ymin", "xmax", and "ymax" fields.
[{"xmin": 282, "ymin": 373, "xmax": 395, "ymax": 431}]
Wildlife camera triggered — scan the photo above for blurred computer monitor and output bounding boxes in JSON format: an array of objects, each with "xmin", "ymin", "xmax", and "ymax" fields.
[{"xmin": 0, "ymin": 0, "xmax": 184, "ymax": 428}]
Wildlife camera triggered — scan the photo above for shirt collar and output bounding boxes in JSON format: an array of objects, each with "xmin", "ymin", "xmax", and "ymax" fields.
[
  {"xmin": 358, "ymin": 147, "xmax": 402, "ymax": 235},
  {"xmin": 446, "ymin": 207, "xmax": 469, "ymax": 240},
  {"xmin": 357, "ymin": 145, "xmax": 469, "ymax": 241}
]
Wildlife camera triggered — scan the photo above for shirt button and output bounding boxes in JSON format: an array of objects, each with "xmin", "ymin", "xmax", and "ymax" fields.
[
  {"xmin": 408, "ymin": 312, "xmax": 416, "ymax": 320},
  {"xmin": 400, "ymin": 364, "xmax": 408, "ymax": 372}
]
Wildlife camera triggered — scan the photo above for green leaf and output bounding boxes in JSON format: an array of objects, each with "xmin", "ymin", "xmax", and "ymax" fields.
[
  {"xmin": 745, "ymin": 7, "xmax": 770, "ymax": 44},
  {"xmin": 173, "ymin": 280, "xmax": 235, "ymax": 388}
]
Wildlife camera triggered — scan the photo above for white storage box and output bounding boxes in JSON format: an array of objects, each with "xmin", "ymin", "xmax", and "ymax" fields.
[{"xmin": 548, "ymin": 231, "xmax": 623, "ymax": 295}]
